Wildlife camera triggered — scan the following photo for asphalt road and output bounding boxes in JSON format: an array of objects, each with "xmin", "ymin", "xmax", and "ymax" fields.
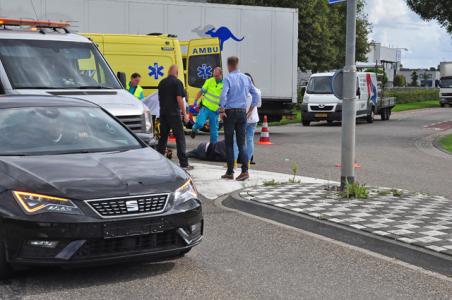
[
  {"xmin": 187, "ymin": 107, "xmax": 452, "ymax": 198},
  {"xmin": 1, "ymin": 199, "xmax": 452, "ymax": 300}
]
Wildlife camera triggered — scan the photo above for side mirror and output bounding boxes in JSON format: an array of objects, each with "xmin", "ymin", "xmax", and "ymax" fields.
[{"xmin": 117, "ymin": 71, "xmax": 127, "ymax": 88}]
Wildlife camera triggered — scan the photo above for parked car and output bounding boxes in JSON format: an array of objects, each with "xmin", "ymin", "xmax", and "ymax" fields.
[
  {"xmin": 0, "ymin": 18, "xmax": 153, "ymax": 140},
  {"xmin": 0, "ymin": 95, "xmax": 203, "ymax": 278}
]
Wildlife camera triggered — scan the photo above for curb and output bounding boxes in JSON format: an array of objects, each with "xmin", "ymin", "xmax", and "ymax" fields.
[
  {"xmin": 433, "ymin": 134, "xmax": 452, "ymax": 156},
  {"xmin": 223, "ymin": 191, "xmax": 452, "ymax": 277}
]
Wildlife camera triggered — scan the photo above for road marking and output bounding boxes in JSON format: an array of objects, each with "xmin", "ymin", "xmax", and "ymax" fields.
[
  {"xmin": 216, "ymin": 195, "xmax": 452, "ymax": 283},
  {"xmin": 424, "ymin": 120, "xmax": 452, "ymax": 131}
]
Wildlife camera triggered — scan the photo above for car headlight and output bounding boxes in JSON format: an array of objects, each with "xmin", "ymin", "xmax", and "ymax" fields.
[
  {"xmin": 174, "ymin": 180, "xmax": 198, "ymax": 204},
  {"xmin": 13, "ymin": 191, "xmax": 82, "ymax": 215},
  {"xmin": 144, "ymin": 110, "xmax": 153, "ymax": 133}
]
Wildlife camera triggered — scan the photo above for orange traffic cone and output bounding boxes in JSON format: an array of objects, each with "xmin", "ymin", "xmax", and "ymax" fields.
[
  {"xmin": 258, "ymin": 115, "xmax": 272, "ymax": 145},
  {"xmin": 168, "ymin": 130, "xmax": 176, "ymax": 142}
]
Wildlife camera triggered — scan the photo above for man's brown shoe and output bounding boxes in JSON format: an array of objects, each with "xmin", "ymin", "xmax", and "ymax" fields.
[
  {"xmin": 235, "ymin": 172, "xmax": 249, "ymax": 181},
  {"xmin": 182, "ymin": 165, "xmax": 194, "ymax": 171},
  {"xmin": 221, "ymin": 173, "xmax": 234, "ymax": 180}
]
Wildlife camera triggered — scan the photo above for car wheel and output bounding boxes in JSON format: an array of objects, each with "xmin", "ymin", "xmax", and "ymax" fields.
[
  {"xmin": 302, "ymin": 120, "xmax": 310, "ymax": 127},
  {"xmin": 440, "ymin": 103, "xmax": 445, "ymax": 108},
  {"xmin": 0, "ymin": 241, "xmax": 11, "ymax": 280},
  {"xmin": 367, "ymin": 108, "xmax": 374, "ymax": 124},
  {"xmin": 327, "ymin": 120, "xmax": 334, "ymax": 125}
]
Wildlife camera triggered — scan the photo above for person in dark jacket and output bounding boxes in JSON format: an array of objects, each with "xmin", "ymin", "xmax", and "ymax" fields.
[{"xmin": 157, "ymin": 65, "xmax": 193, "ymax": 171}]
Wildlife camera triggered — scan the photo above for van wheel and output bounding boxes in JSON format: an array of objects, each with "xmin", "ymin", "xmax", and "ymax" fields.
[
  {"xmin": 366, "ymin": 108, "xmax": 374, "ymax": 124},
  {"xmin": 327, "ymin": 120, "xmax": 334, "ymax": 125},
  {"xmin": 380, "ymin": 109, "xmax": 387, "ymax": 121},
  {"xmin": 0, "ymin": 241, "xmax": 11, "ymax": 280},
  {"xmin": 302, "ymin": 120, "xmax": 310, "ymax": 127},
  {"xmin": 440, "ymin": 103, "xmax": 445, "ymax": 108}
]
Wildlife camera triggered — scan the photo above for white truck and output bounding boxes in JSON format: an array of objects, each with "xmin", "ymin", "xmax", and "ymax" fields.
[
  {"xmin": 0, "ymin": 18, "xmax": 153, "ymax": 140},
  {"xmin": 439, "ymin": 62, "xmax": 452, "ymax": 107},
  {"xmin": 0, "ymin": 0, "xmax": 299, "ymax": 122},
  {"xmin": 301, "ymin": 72, "xmax": 396, "ymax": 126}
]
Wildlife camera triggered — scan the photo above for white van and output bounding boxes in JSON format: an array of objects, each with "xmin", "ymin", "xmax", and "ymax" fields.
[
  {"xmin": 0, "ymin": 19, "xmax": 152, "ymax": 139},
  {"xmin": 301, "ymin": 72, "xmax": 387, "ymax": 126}
]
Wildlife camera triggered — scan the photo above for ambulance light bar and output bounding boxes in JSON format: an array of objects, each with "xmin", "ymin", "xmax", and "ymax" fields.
[{"xmin": 0, "ymin": 18, "xmax": 69, "ymax": 28}]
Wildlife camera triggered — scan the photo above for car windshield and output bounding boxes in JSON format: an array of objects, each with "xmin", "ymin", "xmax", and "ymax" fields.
[
  {"xmin": 0, "ymin": 106, "xmax": 142, "ymax": 156},
  {"xmin": 0, "ymin": 39, "xmax": 121, "ymax": 89},
  {"xmin": 188, "ymin": 54, "xmax": 222, "ymax": 88},
  {"xmin": 440, "ymin": 78, "xmax": 452, "ymax": 88},
  {"xmin": 307, "ymin": 76, "xmax": 333, "ymax": 94}
]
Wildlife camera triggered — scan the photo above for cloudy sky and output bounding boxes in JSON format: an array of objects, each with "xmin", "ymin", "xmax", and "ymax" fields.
[{"xmin": 365, "ymin": 0, "xmax": 452, "ymax": 68}]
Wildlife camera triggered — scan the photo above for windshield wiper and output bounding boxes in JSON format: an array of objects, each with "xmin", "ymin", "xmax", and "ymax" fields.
[
  {"xmin": 78, "ymin": 85, "xmax": 113, "ymax": 89},
  {"xmin": 16, "ymin": 87, "xmax": 63, "ymax": 90}
]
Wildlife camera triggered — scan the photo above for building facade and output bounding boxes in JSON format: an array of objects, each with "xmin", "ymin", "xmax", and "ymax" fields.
[{"xmin": 398, "ymin": 69, "xmax": 440, "ymax": 88}]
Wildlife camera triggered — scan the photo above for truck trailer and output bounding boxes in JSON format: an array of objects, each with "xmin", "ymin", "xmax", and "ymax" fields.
[
  {"xmin": 0, "ymin": 0, "xmax": 299, "ymax": 121},
  {"xmin": 439, "ymin": 62, "xmax": 452, "ymax": 107}
]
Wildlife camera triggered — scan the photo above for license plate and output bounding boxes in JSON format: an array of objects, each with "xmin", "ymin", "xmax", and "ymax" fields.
[
  {"xmin": 315, "ymin": 113, "xmax": 328, "ymax": 118},
  {"xmin": 103, "ymin": 221, "xmax": 165, "ymax": 239}
]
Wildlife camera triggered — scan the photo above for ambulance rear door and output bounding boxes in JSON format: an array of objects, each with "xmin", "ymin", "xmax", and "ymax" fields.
[{"xmin": 185, "ymin": 38, "xmax": 221, "ymax": 106}]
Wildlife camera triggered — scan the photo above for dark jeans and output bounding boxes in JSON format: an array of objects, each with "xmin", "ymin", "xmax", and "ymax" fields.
[
  {"xmin": 224, "ymin": 109, "xmax": 248, "ymax": 174},
  {"xmin": 157, "ymin": 114, "xmax": 189, "ymax": 167}
]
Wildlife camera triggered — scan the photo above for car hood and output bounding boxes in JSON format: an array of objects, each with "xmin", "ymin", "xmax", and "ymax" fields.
[
  {"xmin": 0, "ymin": 148, "xmax": 188, "ymax": 200},
  {"xmin": 304, "ymin": 93, "xmax": 340, "ymax": 104},
  {"xmin": 14, "ymin": 89, "xmax": 145, "ymax": 117}
]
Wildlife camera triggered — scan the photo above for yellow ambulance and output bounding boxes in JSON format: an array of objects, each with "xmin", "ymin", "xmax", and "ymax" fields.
[{"xmin": 83, "ymin": 33, "xmax": 221, "ymax": 107}]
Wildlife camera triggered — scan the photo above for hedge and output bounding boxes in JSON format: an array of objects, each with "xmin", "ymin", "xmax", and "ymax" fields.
[{"xmin": 384, "ymin": 88, "xmax": 439, "ymax": 104}]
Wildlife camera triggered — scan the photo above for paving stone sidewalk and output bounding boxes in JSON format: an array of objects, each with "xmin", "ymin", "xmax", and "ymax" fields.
[{"xmin": 240, "ymin": 183, "xmax": 452, "ymax": 256}]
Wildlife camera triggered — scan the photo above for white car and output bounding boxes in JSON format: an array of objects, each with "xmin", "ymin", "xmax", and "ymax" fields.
[{"xmin": 0, "ymin": 18, "xmax": 152, "ymax": 139}]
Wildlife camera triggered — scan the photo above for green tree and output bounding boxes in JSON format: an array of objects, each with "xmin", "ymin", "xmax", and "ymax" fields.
[
  {"xmin": 406, "ymin": 0, "xmax": 452, "ymax": 33},
  {"xmin": 393, "ymin": 74, "xmax": 407, "ymax": 87},
  {"xmin": 208, "ymin": 0, "xmax": 371, "ymax": 72},
  {"xmin": 411, "ymin": 71, "xmax": 419, "ymax": 87}
]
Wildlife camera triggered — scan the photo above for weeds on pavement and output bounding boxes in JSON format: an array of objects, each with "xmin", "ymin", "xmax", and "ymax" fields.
[
  {"xmin": 391, "ymin": 189, "xmax": 404, "ymax": 197},
  {"xmin": 288, "ymin": 162, "xmax": 301, "ymax": 184},
  {"xmin": 339, "ymin": 180, "xmax": 369, "ymax": 199},
  {"xmin": 263, "ymin": 179, "xmax": 280, "ymax": 187}
]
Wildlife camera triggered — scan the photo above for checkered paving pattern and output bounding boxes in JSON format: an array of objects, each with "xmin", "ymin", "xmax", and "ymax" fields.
[{"xmin": 240, "ymin": 184, "xmax": 452, "ymax": 256}]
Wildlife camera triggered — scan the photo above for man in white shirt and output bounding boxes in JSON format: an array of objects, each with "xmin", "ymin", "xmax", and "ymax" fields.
[{"xmin": 233, "ymin": 73, "xmax": 262, "ymax": 165}]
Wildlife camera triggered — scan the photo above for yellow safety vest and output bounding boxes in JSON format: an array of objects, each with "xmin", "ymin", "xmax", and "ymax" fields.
[
  {"xmin": 201, "ymin": 77, "xmax": 223, "ymax": 112},
  {"xmin": 126, "ymin": 82, "xmax": 144, "ymax": 100}
]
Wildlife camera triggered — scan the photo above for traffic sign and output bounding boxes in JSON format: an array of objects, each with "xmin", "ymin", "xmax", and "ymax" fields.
[
  {"xmin": 331, "ymin": 70, "xmax": 344, "ymax": 100},
  {"xmin": 328, "ymin": 0, "xmax": 346, "ymax": 4}
]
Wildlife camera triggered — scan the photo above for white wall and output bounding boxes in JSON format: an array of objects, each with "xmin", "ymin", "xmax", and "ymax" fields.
[{"xmin": 0, "ymin": 0, "xmax": 298, "ymax": 100}]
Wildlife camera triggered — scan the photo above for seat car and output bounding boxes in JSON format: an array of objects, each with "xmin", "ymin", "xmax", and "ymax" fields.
[{"xmin": 0, "ymin": 95, "xmax": 203, "ymax": 278}]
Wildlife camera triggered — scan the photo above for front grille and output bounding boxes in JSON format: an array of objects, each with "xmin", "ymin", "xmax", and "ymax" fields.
[
  {"xmin": 117, "ymin": 115, "xmax": 145, "ymax": 133},
  {"xmin": 86, "ymin": 194, "xmax": 169, "ymax": 218},
  {"xmin": 441, "ymin": 93, "xmax": 452, "ymax": 97},
  {"xmin": 310, "ymin": 105, "xmax": 334, "ymax": 111},
  {"xmin": 73, "ymin": 230, "xmax": 182, "ymax": 259}
]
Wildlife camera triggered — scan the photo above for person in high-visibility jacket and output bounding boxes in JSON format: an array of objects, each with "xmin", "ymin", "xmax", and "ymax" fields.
[
  {"xmin": 190, "ymin": 67, "xmax": 223, "ymax": 143},
  {"xmin": 126, "ymin": 72, "xmax": 144, "ymax": 100}
]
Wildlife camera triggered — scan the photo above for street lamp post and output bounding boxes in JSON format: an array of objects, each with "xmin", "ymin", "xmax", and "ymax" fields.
[{"xmin": 340, "ymin": 0, "xmax": 357, "ymax": 189}]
